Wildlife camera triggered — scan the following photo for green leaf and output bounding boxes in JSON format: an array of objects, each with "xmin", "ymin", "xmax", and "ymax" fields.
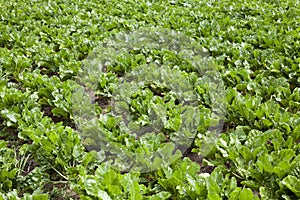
[
  {"xmin": 238, "ymin": 188, "xmax": 254, "ymax": 200},
  {"xmin": 282, "ymin": 175, "xmax": 300, "ymax": 197},
  {"xmin": 229, "ymin": 187, "xmax": 242, "ymax": 199}
]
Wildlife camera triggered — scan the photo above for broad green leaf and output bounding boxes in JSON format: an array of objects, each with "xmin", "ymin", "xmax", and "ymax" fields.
[{"xmin": 282, "ymin": 176, "xmax": 300, "ymax": 197}]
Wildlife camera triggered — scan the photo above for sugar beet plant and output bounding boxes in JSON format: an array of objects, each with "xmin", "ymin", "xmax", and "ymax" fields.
[{"xmin": 0, "ymin": 0, "xmax": 299, "ymax": 199}]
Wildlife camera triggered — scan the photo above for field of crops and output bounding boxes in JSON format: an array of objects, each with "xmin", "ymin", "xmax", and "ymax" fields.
[{"xmin": 0, "ymin": 0, "xmax": 300, "ymax": 199}]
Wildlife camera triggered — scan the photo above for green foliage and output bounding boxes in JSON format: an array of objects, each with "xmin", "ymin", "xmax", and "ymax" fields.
[{"xmin": 0, "ymin": 0, "xmax": 299, "ymax": 199}]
